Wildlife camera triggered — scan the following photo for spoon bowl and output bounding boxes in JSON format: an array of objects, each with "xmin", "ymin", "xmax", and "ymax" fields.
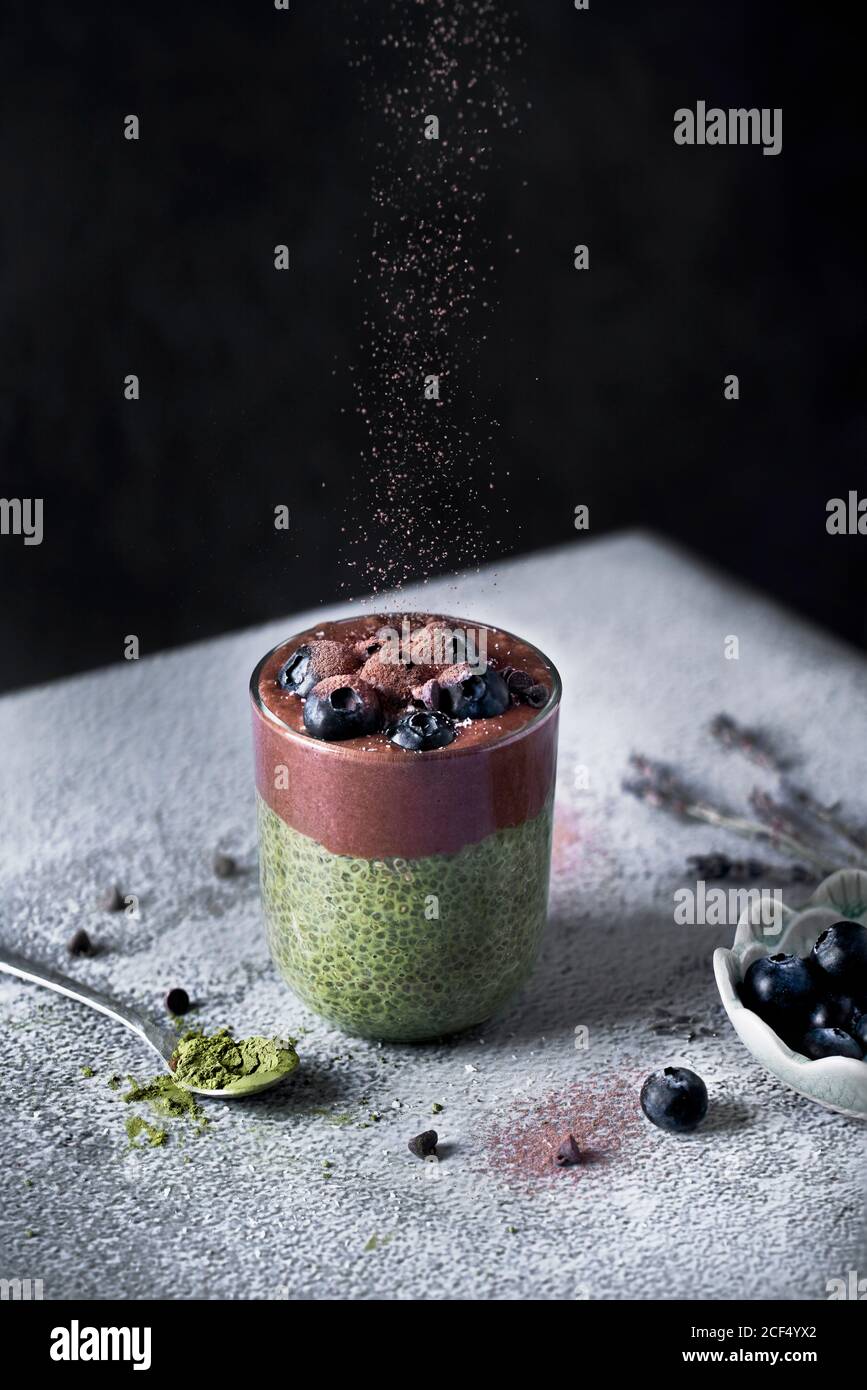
[{"xmin": 0, "ymin": 946, "xmax": 292, "ymax": 1099}]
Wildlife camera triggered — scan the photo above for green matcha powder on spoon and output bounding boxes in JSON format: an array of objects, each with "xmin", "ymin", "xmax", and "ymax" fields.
[{"xmin": 0, "ymin": 946, "xmax": 298, "ymax": 1099}]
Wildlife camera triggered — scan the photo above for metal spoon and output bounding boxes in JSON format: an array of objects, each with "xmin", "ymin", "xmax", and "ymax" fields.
[{"xmin": 0, "ymin": 946, "xmax": 289, "ymax": 1098}]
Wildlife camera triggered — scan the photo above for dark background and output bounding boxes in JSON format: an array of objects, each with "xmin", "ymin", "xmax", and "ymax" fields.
[{"xmin": 0, "ymin": 1, "xmax": 862, "ymax": 693}]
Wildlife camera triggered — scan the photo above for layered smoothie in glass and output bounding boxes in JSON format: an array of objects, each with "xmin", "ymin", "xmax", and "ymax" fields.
[{"xmin": 250, "ymin": 614, "xmax": 560, "ymax": 1041}]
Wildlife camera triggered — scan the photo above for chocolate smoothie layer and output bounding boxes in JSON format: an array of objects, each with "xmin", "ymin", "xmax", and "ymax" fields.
[{"xmin": 251, "ymin": 613, "xmax": 560, "ymax": 859}]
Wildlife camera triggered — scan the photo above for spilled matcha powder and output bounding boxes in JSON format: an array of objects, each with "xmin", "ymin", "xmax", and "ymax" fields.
[
  {"xmin": 171, "ymin": 1028, "xmax": 299, "ymax": 1095},
  {"xmin": 123, "ymin": 1074, "xmax": 206, "ymax": 1124},
  {"xmin": 125, "ymin": 1115, "xmax": 167, "ymax": 1149},
  {"xmin": 121, "ymin": 1073, "xmax": 208, "ymax": 1150},
  {"xmin": 116, "ymin": 1028, "xmax": 298, "ymax": 1152}
]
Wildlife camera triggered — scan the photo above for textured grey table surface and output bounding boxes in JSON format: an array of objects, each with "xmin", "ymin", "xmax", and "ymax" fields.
[{"xmin": 2, "ymin": 533, "xmax": 865, "ymax": 1302}]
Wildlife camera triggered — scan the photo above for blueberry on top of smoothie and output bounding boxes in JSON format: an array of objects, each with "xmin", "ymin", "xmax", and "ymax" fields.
[
  {"xmin": 261, "ymin": 615, "xmax": 557, "ymax": 758},
  {"xmin": 278, "ymin": 639, "xmax": 361, "ymax": 696},
  {"xmin": 524, "ymin": 683, "xmax": 550, "ymax": 709},
  {"xmin": 438, "ymin": 664, "xmax": 510, "ymax": 719},
  {"xmin": 387, "ymin": 709, "xmax": 456, "ymax": 752},
  {"xmin": 278, "ymin": 644, "xmax": 314, "ymax": 694},
  {"xmin": 810, "ymin": 920, "xmax": 867, "ymax": 992},
  {"xmin": 470, "ymin": 668, "xmax": 510, "ymax": 717},
  {"xmin": 303, "ymin": 676, "xmax": 381, "ymax": 741}
]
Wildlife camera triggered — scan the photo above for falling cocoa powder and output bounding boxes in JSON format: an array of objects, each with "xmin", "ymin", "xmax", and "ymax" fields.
[{"xmin": 341, "ymin": 1, "xmax": 526, "ymax": 594}]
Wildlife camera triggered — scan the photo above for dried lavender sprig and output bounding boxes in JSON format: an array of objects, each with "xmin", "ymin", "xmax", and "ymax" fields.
[
  {"xmin": 748, "ymin": 787, "xmax": 812, "ymax": 846},
  {"xmin": 782, "ymin": 783, "xmax": 867, "ymax": 856},
  {"xmin": 686, "ymin": 853, "xmax": 816, "ymax": 884},
  {"xmin": 711, "ymin": 714, "xmax": 867, "ymax": 860},
  {"xmin": 749, "ymin": 787, "xmax": 866, "ymax": 870},
  {"xmin": 625, "ymin": 755, "xmax": 690, "ymax": 815},
  {"xmin": 624, "ymin": 755, "xmax": 845, "ymax": 875},
  {"xmin": 709, "ymin": 713, "xmax": 788, "ymax": 772}
]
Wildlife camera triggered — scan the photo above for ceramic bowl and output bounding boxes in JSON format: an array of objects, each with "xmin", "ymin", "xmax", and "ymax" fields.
[{"xmin": 713, "ymin": 869, "xmax": 867, "ymax": 1119}]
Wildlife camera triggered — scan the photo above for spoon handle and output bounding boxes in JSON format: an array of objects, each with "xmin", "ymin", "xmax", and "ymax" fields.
[{"xmin": 0, "ymin": 946, "xmax": 176, "ymax": 1064}]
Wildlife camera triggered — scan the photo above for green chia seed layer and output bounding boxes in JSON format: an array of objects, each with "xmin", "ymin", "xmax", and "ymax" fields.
[{"xmin": 258, "ymin": 793, "xmax": 554, "ymax": 1041}]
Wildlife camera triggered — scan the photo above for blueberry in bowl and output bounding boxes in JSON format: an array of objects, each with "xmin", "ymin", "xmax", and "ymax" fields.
[
  {"xmin": 740, "ymin": 953, "xmax": 816, "ymax": 1038},
  {"xmin": 714, "ymin": 870, "xmax": 867, "ymax": 1118},
  {"xmin": 807, "ymin": 993, "xmax": 859, "ymax": 1033},
  {"xmin": 738, "ymin": 944, "xmax": 866, "ymax": 1065},
  {"xmin": 810, "ymin": 920, "xmax": 867, "ymax": 993},
  {"xmin": 802, "ymin": 1027, "xmax": 864, "ymax": 1061}
]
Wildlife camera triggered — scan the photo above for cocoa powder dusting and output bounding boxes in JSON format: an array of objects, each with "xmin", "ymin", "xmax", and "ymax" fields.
[
  {"xmin": 359, "ymin": 655, "xmax": 436, "ymax": 711},
  {"xmin": 304, "ymin": 640, "xmax": 362, "ymax": 681},
  {"xmin": 484, "ymin": 1073, "xmax": 646, "ymax": 1184}
]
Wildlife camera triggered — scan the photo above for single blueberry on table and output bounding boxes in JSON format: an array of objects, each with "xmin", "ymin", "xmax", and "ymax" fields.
[
  {"xmin": 740, "ymin": 953, "xmax": 816, "ymax": 1033},
  {"xmin": 303, "ymin": 679, "xmax": 381, "ymax": 741},
  {"xmin": 640, "ymin": 1067, "xmax": 708, "ymax": 1133},
  {"xmin": 801, "ymin": 1026, "xmax": 864, "ymax": 1061},
  {"xmin": 810, "ymin": 920, "xmax": 867, "ymax": 992},
  {"xmin": 387, "ymin": 709, "xmax": 456, "ymax": 752}
]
